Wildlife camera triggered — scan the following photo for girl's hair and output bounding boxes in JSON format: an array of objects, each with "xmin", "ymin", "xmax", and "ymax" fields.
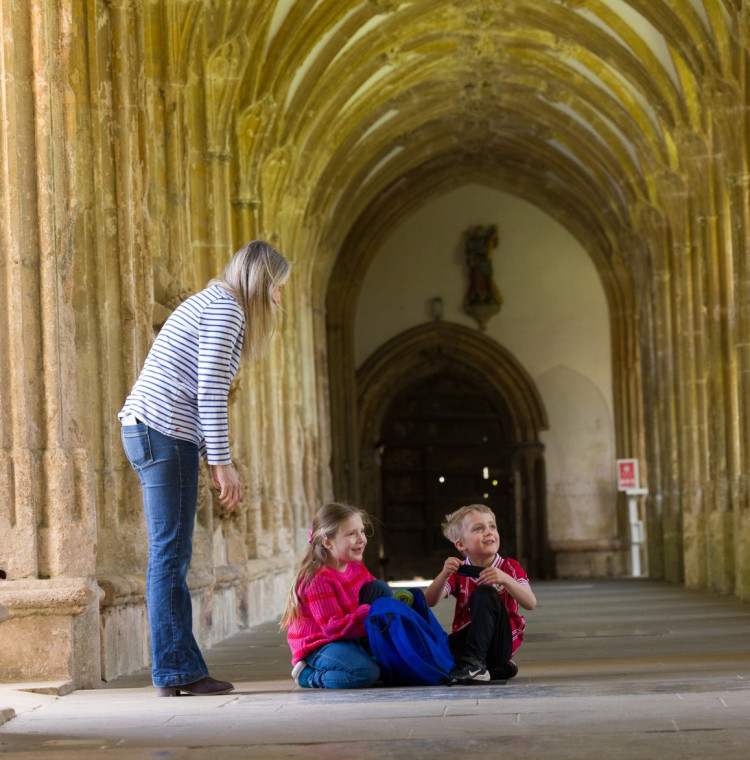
[
  {"xmin": 441, "ymin": 504, "xmax": 495, "ymax": 544},
  {"xmin": 209, "ymin": 240, "xmax": 291, "ymax": 360},
  {"xmin": 279, "ymin": 502, "xmax": 372, "ymax": 629}
]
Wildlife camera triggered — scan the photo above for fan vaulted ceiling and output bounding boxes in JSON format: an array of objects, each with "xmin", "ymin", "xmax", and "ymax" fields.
[{"xmin": 212, "ymin": 0, "xmax": 734, "ymax": 289}]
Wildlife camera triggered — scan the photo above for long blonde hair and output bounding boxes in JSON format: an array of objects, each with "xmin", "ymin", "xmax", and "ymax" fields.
[
  {"xmin": 210, "ymin": 240, "xmax": 291, "ymax": 360},
  {"xmin": 280, "ymin": 502, "xmax": 372, "ymax": 629}
]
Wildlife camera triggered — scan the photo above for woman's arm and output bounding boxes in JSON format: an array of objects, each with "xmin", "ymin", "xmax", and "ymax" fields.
[{"xmin": 197, "ymin": 297, "xmax": 245, "ymax": 465}]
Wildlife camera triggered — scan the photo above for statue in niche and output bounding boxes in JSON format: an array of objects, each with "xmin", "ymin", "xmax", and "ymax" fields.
[{"xmin": 463, "ymin": 224, "xmax": 502, "ymax": 330}]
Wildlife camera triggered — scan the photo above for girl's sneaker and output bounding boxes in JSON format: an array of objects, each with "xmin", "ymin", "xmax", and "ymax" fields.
[{"xmin": 291, "ymin": 659, "xmax": 312, "ymax": 687}]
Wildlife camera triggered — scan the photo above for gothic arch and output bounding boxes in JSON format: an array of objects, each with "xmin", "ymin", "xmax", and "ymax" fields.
[
  {"xmin": 355, "ymin": 322, "xmax": 552, "ymax": 578},
  {"xmin": 358, "ymin": 322, "xmax": 548, "ymax": 445}
]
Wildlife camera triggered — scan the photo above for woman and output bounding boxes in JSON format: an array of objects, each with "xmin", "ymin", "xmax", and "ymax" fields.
[{"xmin": 120, "ymin": 240, "xmax": 291, "ymax": 696}]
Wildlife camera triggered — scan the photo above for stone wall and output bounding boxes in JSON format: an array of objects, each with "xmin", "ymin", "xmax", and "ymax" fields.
[{"xmin": 0, "ymin": 1, "xmax": 327, "ymax": 688}]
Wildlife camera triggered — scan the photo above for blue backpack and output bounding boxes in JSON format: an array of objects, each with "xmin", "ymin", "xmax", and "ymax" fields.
[{"xmin": 365, "ymin": 588, "xmax": 455, "ymax": 686}]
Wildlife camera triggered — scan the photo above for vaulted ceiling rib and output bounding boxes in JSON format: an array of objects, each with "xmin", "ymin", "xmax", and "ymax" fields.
[{"xmin": 204, "ymin": 1, "xmax": 742, "ymax": 307}]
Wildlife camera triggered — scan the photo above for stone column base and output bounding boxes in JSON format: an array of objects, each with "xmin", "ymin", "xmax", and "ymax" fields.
[
  {"xmin": 0, "ymin": 577, "xmax": 102, "ymax": 688},
  {"xmin": 550, "ymin": 539, "xmax": 627, "ymax": 578},
  {"xmin": 97, "ymin": 558, "xmax": 296, "ymax": 684},
  {"xmin": 98, "ymin": 574, "xmax": 150, "ymax": 683}
]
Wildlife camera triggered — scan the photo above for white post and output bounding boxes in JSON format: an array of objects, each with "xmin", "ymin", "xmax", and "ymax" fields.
[{"xmin": 626, "ymin": 488, "xmax": 648, "ymax": 577}]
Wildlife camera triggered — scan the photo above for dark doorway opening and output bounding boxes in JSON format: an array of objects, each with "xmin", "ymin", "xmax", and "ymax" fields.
[
  {"xmin": 355, "ymin": 323, "xmax": 550, "ymax": 583},
  {"xmin": 378, "ymin": 373, "xmax": 518, "ymax": 581}
]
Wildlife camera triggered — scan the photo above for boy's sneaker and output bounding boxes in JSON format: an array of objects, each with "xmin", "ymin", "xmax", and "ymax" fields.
[
  {"xmin": 291, "ymin": 659, "xmax": 311, "ymax": 687},
  {"xmin": 450, "ymin": 658, "xmax": 490, "ymax": 683},
  {"xmin": 490, "ymin": 660, "xmax": 519, "ymax": 681}
]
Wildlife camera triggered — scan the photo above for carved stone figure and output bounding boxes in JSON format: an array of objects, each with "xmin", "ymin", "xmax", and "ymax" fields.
[{"xmin": 463, "ymin": 225, "xmax": 502, "ymax": 329}]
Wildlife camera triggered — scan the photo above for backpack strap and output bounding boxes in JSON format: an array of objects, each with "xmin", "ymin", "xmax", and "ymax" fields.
[{"xmin": 366, "ymin": 589, "xmax": 455, "ymax": 685}]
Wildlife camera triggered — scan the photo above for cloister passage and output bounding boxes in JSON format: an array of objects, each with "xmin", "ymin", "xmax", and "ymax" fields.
[{"xmin": 3, "ymin": 1, "xmax": 750, "ymax": 692}]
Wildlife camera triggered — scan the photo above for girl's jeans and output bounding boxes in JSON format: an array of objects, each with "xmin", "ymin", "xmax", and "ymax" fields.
[
  {"xmin": 303, "ymin": 579, "xmax": 392, "ymax": 688},
  {"xmin": 305, "ymin": 640, "xmax": 380, "ymax": 688},
  {"xmin": 121, "ymin": 422, "xmax": 208, "ymax": 688}
]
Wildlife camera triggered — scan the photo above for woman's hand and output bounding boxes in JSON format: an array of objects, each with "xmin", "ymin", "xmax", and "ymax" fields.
[{"xmin": 209, "ymin": 464, "xmax": 243, "ymax": 510}]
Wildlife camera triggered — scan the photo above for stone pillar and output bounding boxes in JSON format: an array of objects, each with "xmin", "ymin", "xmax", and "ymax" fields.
[
  {"xmin": 0, "ymin": 0, "xmax": 100, "ymax": 686},
  {"xmin": 726, "ymin": 43, "xmax": 750, "ymax": 600},
  {"xmin": 83, "ymin": 0, "xmax": 154, "ymax": 682},
  {"xmin": 732, "ymin": 161, "xmax": 750, "ymax": 599},
  {"xmin": 268, "ymin": 339, "xmax": 293, "ymax": 550},
  {"xmin": 699, "ymin": 99, "xmax": 739, "ymax": 594},
  {"xmin": 234, "ymin": 105, "xmax": 271, "ymax": 564},
  {"xmin": 676, "ymin": 133, "xmax": 710, "ymax": 591},
  {"xmin": 636, "ymin": 204, "xmax": 669, "ymax": 580},
  {"xmin": 648, "ymin": 171, "xmax": 687, "ymax": 584}
]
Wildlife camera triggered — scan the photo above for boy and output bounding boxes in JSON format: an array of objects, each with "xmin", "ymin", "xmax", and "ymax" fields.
[{"xmin": 425, "ymin": 504, "xmax": 536, "ymax": 683}]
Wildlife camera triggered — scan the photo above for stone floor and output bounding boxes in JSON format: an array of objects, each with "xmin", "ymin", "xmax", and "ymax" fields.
[{"xmin": 1, "ymin": 578, "xmax": 750, "ymax": 759}]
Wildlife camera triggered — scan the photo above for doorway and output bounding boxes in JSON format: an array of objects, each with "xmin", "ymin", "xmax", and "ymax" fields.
[
  {"xmin": 356, "ymin": 322, "xmax": 551, "ymax": 581},
  {"xmin": 379, "ymin": 373, "xmax": 517, "ymax": 580}
]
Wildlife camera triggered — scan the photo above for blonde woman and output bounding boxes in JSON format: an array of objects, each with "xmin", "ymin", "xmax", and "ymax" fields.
[{"xmin": 120, "ymin": 240, "xmax": 290, "ymax": 696}]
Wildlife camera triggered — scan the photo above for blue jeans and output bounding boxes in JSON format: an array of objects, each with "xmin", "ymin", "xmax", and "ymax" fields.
[
  {"xmin": 358, "ymin": 579, "xmax": 392, "ymax": 604},
  {"xmin": 121, "ymin": 423, "xmax": 208, "ymax": 688},
  {"xmin": 301, "ymin": 580, "xmax": 391, "ymax": 689},
  {"xmin": 305, "ymin": 640, "xmax": 380, "ymax": 689}
]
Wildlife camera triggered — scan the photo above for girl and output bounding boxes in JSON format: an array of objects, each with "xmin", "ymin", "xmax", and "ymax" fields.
[
  {"xmin": 281, "ymin": 502, "xmax": 391, "ymax": 689},
  {"xmin": 120, "ymin": 240, "xmax": 291, "ymax": 696}
]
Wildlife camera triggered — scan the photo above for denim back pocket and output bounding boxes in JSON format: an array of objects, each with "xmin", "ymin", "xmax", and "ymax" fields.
[{"xmin": 121, "ymin": 423, "xmax": 153, "ymax": 471}]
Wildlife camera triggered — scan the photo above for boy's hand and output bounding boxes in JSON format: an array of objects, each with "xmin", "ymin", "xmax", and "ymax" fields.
[
  {"xmin": 478, "ymin": 566, "xmax": 508, "ymax": 588},
  {"xmin": 424, "ymin": 556, "xmax": 462, "ymax": 607},
  {"xmin": 479, "ymin": 565, "xmax": 538, "ymax": 611},
  {"xmin": 441, "ymin": 556, "xmax": 462, "ymax": 578}
]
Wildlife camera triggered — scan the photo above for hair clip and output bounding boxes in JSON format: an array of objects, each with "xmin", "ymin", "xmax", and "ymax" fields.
[{"xmin": 307, "ymin": 526, "xmax": 314, "ymax": 543}]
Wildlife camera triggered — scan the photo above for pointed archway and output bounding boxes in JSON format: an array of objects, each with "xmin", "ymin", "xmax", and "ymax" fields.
[{"xmin": 356, "ymin": 323, "xmax": 551, "ymax": 580}]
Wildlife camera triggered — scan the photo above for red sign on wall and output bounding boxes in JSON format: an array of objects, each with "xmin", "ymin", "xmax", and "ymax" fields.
[{"xmin": 616, "ymin": 459, "xmax": 639, "ymax": 491}]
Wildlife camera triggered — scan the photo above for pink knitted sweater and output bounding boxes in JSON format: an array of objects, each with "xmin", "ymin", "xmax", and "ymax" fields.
[{"xmin": 287, "ymin": 561, "xmax": 375, "ymax": 664}]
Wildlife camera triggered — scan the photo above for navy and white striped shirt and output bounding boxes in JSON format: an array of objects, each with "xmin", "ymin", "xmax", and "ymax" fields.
[{"xmin": 119, "ymin": 285, "xmax": 245, "ymax": 464}]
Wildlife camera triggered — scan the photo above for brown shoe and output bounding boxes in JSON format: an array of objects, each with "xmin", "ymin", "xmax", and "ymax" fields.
[{"xmin": 157, "ymin": 676, "xmax": 234, "ymax": 697}]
